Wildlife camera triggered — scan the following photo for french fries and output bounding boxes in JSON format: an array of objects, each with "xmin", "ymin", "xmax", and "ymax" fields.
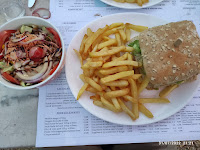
[
  {"xmin": 98, "ymin": 39, "xmax": 117, "ymax": 50},
  {"xmin": 86, "ymin": 86, "xmax": 98, "ymax": 93},
  {"xmin": 125, "ymin": 0, "xmax": 136, "ymax": 2},
  {"xmin": 100, "ymin": 70, "xmax": 134, "ymax": 84},
  {"xmin": 128, "ymin": 78, "xmax": 137, "ymax": 98},
  {"xmin": 114, "ymin": 0, "xmax": 149, "ymax": 6},
  {"xmin": 127, "ymin": 53, "xmax": 134, "ymax": 70},
  {"xmin": 104, "ymin": 80, "xmax": 129, "ymax": 87},
  {"xmin": 138, "ymin": 103, "xmax": 154, "ymax": 118},
  {"xmin": 77, "ymin": 83, "xmax": 88, "ymax": 100},
  {"xmin": 109, "ymin": 22, "xmax": 124, "ymax": 29},
  {"xmin": 138, "ymin": 76, "xmax": 149, "ymax": 94},
  {"xmin": 125, "ymin": 47, "xmax": 134, "ymax": 52},
  {"xmin": 74, "ymin": 49, "xmax": 83, "ymax": 66},
  {"xmin": 118, "ymin": 98, "xmax": 136, "ymax": 120},
  {"xmin": 105, "ymin": 88, "xmax": 121, "ymax": 111},
  {"xmin": 76, "ymin": 23, "xmax": 172, "ymax": 122},
  {"xmin": 79, "ymin": 74, "xmax": 86, "ymax": 82},
  {"xmin": 85, "ymin": 77, "xmax": 103, "ymax": 92},
  {"xmin": 115, "ymin": 33, "xmax": 121, "ymax": 46},
  {"xmin": 126, "ymin": 23, "xmax": 148, "ymax": 32},
  {"xmin": 139, "ymin": 98, "xmax": 170, "ymax": 103},
  {"xmin": 123, "ymin": 95, "xmax": 137, "ymax": 103},
  {"xmin": 112, "ymin": 53, "xmax": 128, "ymax": 61},
  {"xmin": 105, "ymin": 88, "xmax": 130, "ymax": 98},
  {"xmin": 125, "ymin": 27, "xmax": 131, "ymax": 42},
  {"xmin": 102, "ymin": 60, "xmax": 139, "ymax": 68},
  {"xmin": 132, "ymin": 103, "xmax": 139, "ymax": 118},
  {"xmin": 79, "ymin": 34, "xmax": 88, "ymax": 54},
  {"xmin": 119, "ymin": 29, "xmax": 126, "ymax": 41},
  {"xmin": 99, "ymin": 66, "xmax": 128, "ymax": 75},
  {"xmin": 87, "ymin": 28, "xmax": 93, "ymax": 36},
  {"xmin": 90, "ymin": 95, "xmax": 100, "ymax": 101},
  {"xmin": 101, "ymin": 97, "xmax": 119, "ymax": 112},
  {"xmin": 93, "ymin": 100, "xmax": 112, "ymax": 110},
  {"xmin": 159, "ymin": 84, "xmax": 178, "ymax": 98},
  {"xmin": 89, "ymin": 46, "xmax": 125, "ymax": 57},
  {"xmin": 131, "ymin": 74, "xmax": 142, "ymax": 80},
  {"xmin": 84, "ymin": 26, "xmax": 108, "ymax": 57},
  {"xmin": 82, "ymin": 61, "xmax": 103, "ymax": 69},
  {"xmin": 102, "ymin": 28, "xmax": 119, "ymax": 36}
]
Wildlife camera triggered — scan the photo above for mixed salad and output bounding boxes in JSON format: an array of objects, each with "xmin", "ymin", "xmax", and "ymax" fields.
[{"xmin": 0, "ymin": 25, "xmax": 62, "ymax": 86}]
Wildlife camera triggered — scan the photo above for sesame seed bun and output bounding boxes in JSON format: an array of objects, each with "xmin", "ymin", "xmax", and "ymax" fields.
[{"xmin": 137, "ymin": 21, "xmax": 200, "ymax": 88}]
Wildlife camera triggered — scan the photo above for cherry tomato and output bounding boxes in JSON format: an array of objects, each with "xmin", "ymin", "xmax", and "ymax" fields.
[
  {"xmin": 29, "ymin": 46, "xmax": 45, "ymax": 61},
  {"xmin": 0, "ymin": 30, "xmax": 16, "ymax": 53},
  {"xmin": 49, "ymin": 63, "xmax": 59, "ymax": 75},
  {"xmin": 46, "ymin": 27, "xmax": 61, "ymax": 47},
  {"xmin": 2, "ymin": 72, "xmax": 20, "ymax": 85}
]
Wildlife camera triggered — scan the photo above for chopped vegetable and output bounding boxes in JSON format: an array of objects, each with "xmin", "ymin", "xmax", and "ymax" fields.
[
  {"xmin": 2, "ymin": 72, "xmax": 20, "ymax": 85},
  {"xmin": 29, "ymin": 46, "xmax": 46, "ymax": 61},
  {"xmin": 129, "ymin": 40, "xmax": 145, "ymax": 75},
  {"xmin": 176, "ymin": 80, "xmax": 184, "ymax": 84},
  {"xmin": 20, "ymin": 25, "xmax": 33, "ymax": 33},
  {"xmin": 42, "ymin": 26, "xmax": 54, "ymax": 41},
  {"xmin": 0, "ymin": 62, "xmax": 14, "ymax": 73},
  {"xmin": 16, "ymin": 57, "xmax": 48, "ymax": 81},
  {"xmin": 0, "ymin": 30, "xmax": 16, "ymax": 53},
  {"xmin": 20, "ymin": 81, "xmax": 26, "ymax": 87},
  {"xmin": 2, "ymin": 66, "xmax": 14, "ymax": 73},
  {"xmin": 128, "ymin": 40, "xmax": 141, "ymax": 56},
  {"xmin": 46, "ymin": 27, "xmax": 61, "ymax": 47},
  {"xmin": 42, "ymin": 26, "xmax": 49, "ymax": 34},
  {"xmin": 31, "ymin": 25, "xmax": 38, "ymax": 30},
  {"xmin": 0, "ymin": 62, "xmax": 8, "ymax": 68},
  {"xmin": 49, "ymin": 63, "xmax": 59, "ymax": 75}
]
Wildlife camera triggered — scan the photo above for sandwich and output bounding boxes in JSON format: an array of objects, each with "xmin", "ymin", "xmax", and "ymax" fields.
[{"xmin": 128, "ymin": 21, "xmax": 200, "ymax": 89}]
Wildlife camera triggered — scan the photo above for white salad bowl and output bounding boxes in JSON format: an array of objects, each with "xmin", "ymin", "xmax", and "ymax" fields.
[{"xmin": 0, "ymin": 16, "xmax": 65, "ymax": 90}]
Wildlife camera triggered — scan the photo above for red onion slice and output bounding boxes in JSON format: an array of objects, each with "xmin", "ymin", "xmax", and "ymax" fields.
[
  {"xmin": 16, "ymin": 50, "xmax": 26, "ymax": 58},
  {"xmin": 19, "ymin": 34, "xmax": 44, "ymax": 45},
  {"xmin": 12, "ymin": 36, "xmax": 27, "ymax": 43},
  {"xmin": 3, "ymin": 41, "xmax": 9, "ymax": 55},
  {"xmin": 22, "ymin": 59, "xmax": 30, "ymax": 66},
  {"xmin": 32, "ymin": 8, "xmax": 51, "ymax": 19},
  {"xmin": 25, "ymin": 56, "xmax": 53, "ymax": 83},
  {"xmin": 32, "ymin": 12, "xmax": 40, "ymax": 17},
  {"xmin": 44, "ymin": 40, "xmax": 59, "ymax": 48},
  {"xmin": 16, "ymin": 56, "xmax": 48, "ymax": 81},
  {"xmin": 14, "ymin": 61, "xmax": 22, "ymax": 70}
]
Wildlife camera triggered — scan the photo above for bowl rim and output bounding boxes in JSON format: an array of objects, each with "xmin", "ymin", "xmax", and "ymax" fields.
[{"xmin": 0, "ymin": 16, "xmax": 65, "ymax": 90}]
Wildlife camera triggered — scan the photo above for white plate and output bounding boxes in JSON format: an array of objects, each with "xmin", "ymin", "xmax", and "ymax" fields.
[
  {"xmin": 100, "ymin": 0, "xmax": 164, "ymax": 9},
  {"xmin": 66, "ymin": 13, "xmax": 200, "ymax": 125}
]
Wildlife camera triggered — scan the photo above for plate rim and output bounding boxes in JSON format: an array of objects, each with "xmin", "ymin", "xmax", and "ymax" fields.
[
  {"xmin": 65, "ymin": 12, "xmax": 200, "ymax": 125},
  {"xmin": 100, "ymin": 0, "xmax": 164, "ymax": 9}
]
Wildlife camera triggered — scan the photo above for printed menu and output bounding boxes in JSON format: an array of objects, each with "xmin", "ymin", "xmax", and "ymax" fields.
[{"xmin": 36, "ymin": 0, "xmax": 200, "ymax": 147}]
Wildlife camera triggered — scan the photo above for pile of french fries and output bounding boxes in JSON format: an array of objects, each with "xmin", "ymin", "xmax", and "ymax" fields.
[
  {"xmin": 74, "ymin": 22, "xmax": 177, "ymax": 121},
  {"xmin": 114, "ymin": 0, "xmax": 149, "ymax": 6}
]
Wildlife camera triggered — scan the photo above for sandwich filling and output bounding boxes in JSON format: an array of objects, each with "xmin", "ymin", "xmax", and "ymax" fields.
[{"xmin": 128, "ymin": 40, "xmax": 146, "ymax": 76}]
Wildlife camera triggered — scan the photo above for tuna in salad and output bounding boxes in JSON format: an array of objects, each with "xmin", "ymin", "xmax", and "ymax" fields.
[{"xmin": 0, "ymin": 24, "xmax": 62, "ymax": 86}]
